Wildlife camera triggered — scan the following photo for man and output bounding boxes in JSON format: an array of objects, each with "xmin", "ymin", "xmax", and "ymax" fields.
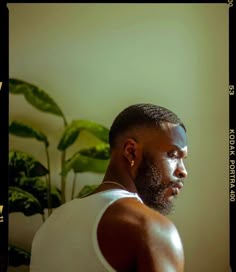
[{"xmin": 30, "ymin": 103, "xmax": 188, "ymax": 272}]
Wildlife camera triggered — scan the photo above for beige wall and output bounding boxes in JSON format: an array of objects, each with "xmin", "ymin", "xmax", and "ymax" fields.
[{"xmin": 8, "ymin": 4, "xmax": 229, "ymax": 272}]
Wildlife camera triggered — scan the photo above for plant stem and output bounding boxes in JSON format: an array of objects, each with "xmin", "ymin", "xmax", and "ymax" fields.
[
  {"xmin": 61, "ymin": 150, "xmax": 67, "ymax": 203},
  {"xmin": 60, "ymin": 116, "xmax": 68, "ymax": 204},
  {"xmin": 71, "ymin": 173, "xmax": 77, "ymax": 200},
  {"xmin": 62, "ymin": 115, "xmax": 68, "ymax": 127},
  {"xmin": 45, "ymin": 145, "xmax": 52, "ymax": 216}
]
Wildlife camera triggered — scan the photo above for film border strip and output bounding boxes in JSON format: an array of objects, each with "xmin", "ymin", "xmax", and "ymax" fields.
[
  {"xmin": 229, "ymin": 0, "xmax": 235, "ymax": 271},
  {"xmin": 0, "ymin": 1, "xmax": 234, "ymax": 272},
  {"xmin": 0, "ymin": 1, "xmax": 9, "ymax": 272}
]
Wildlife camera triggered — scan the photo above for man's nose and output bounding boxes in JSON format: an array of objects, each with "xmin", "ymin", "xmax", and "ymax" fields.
[{"xmin": 175, "ymin": 160, "xmax": 188, "ymax": 179}]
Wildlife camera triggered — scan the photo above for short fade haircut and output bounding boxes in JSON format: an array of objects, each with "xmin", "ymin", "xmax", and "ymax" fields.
[{"xmin": 109, "ymin": 103, "xmax": 186, "ymax": 149}]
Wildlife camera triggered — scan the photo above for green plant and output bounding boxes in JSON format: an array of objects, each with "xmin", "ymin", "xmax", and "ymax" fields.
[{"xmin": 9, "ymin": 78, "xmax": 110, "ymax": 267}]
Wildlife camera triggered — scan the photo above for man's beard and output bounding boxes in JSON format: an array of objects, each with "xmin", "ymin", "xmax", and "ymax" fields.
[{"xmin": 134, "ymin": 154, "xmax": 176, "ymax": 215}]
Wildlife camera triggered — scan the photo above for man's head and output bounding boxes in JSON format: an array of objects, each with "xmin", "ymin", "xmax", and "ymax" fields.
[{"xmin": 109, "ymin": 103, "xmax": 188, "ymax": 215}]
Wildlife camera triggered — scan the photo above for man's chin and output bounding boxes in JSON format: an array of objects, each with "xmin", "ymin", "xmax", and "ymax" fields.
[
  {"xmin": 168, "ymin": 194, "xmax": 178, "ymax": 202},
  {"xmin": 145, "ymin": 199, "xmax": 175, "ymax": 216},
  {"xmin": 158, "ymin": 205, "xmax": 176, "ymax": 216}
]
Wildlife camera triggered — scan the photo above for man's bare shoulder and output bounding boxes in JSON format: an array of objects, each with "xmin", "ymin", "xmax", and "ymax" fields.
[
  {"xmin": 97, "ymin": 196, "xmax": 184, "ymax": 272},
  {"xmin": 101, "ymin": 196, "xmax": 172, "ymax": 228}
]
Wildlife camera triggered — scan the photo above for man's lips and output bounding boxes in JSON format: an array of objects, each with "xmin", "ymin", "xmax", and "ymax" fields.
[
  {"xmin": 159, "ymin": 181, "xmax": 184, "ymax": 199},
  {"xmin": 174, "ymin": 181, "xmax": 184, "ymax": 190},
  {"xmin": 169, "ymin": 182, "xmax": 184, "ymax": 196},
  {"xmin": 167, "ymin": 182, "xmax": 184, "ymax": 196}
]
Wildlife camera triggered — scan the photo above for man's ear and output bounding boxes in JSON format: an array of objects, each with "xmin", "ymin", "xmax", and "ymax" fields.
[{"xmin": 123, "ymin": 138, "xmax": 141, "ymax": 164}]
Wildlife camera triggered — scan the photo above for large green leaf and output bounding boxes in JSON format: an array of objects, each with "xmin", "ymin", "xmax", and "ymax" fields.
[
  {"xmin": 58, "ymin": 120, "xmax": 109, "ymax": 151},
  {"xmin": 9, "ymin": 186, "xmax": 43, "ymax": 215},
  {"xmin": 8, "ymin": 245, "xmax": 31, "ymax": 267},
  {"xmin": 79, "ymin": 143, "xmax": 110, "ymax": 160},
  {"xmin": 18, "ymin": 177, "xmax": 61, "ymax": 209},
  {"xmin": 9, "ymin": 120, "xmax": 49, "ymax": 147},
  {"xmin": 9, "ymin": 78, "xmax": 64, "ymax": 118},
  {"xmin": 9, "ymin": 150, "xmax": 48, "ymax": 181},
  {"xmin": 62, "ymin": 152, "xmax": 109, "ymax": 176},
  {"xmin": 77, "ymin": 184, "xmax": 98, "ymax": 198}
]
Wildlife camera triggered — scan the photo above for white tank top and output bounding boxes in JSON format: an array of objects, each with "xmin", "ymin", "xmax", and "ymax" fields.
[{"xmin": 30, "ymin": 189, "xmax": 143, "ymax": 272}]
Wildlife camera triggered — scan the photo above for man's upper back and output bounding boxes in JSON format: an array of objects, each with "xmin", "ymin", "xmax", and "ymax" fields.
[{"xmin": 30, "ymin": 189, "xmax": 143, "ymax": 272}]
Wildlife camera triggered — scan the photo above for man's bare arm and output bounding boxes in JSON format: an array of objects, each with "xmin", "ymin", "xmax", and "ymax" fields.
[
  {"xmin": 136, "ymin": 212, "xmax": 184, "ymax": 272},
  {"xmin": 98, "ymin": 198, "xmax": 184, "ymax": 272}
]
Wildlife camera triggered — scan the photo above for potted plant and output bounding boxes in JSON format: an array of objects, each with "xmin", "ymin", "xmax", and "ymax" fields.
[{"xmin": 8, "ymin": 79, "xmax": 110, "ymax": 268}]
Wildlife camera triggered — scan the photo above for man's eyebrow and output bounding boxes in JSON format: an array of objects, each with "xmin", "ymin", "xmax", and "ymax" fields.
[{"xmin": 169, "ymin": 145, "xmax": 188, "ymax": 157}]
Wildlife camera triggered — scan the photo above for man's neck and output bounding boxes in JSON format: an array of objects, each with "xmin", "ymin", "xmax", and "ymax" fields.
[{"xmin": 102, "ymin": 162, "xmax": 137, "ymax": 194}]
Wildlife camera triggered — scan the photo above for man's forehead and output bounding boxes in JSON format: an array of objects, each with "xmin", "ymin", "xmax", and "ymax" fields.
[
  {"xmin": 121, "ymin": 122, "xmax": 187, "ymax": 148},
  {"xmin": 152, "ymin": 123, "xmax": 188, "ymax": 149}
]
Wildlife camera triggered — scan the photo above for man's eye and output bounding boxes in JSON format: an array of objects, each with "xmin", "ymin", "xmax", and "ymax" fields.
[{"xmin": 168, "ymin": 152, "xmax": 178, "ymax": 159}]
